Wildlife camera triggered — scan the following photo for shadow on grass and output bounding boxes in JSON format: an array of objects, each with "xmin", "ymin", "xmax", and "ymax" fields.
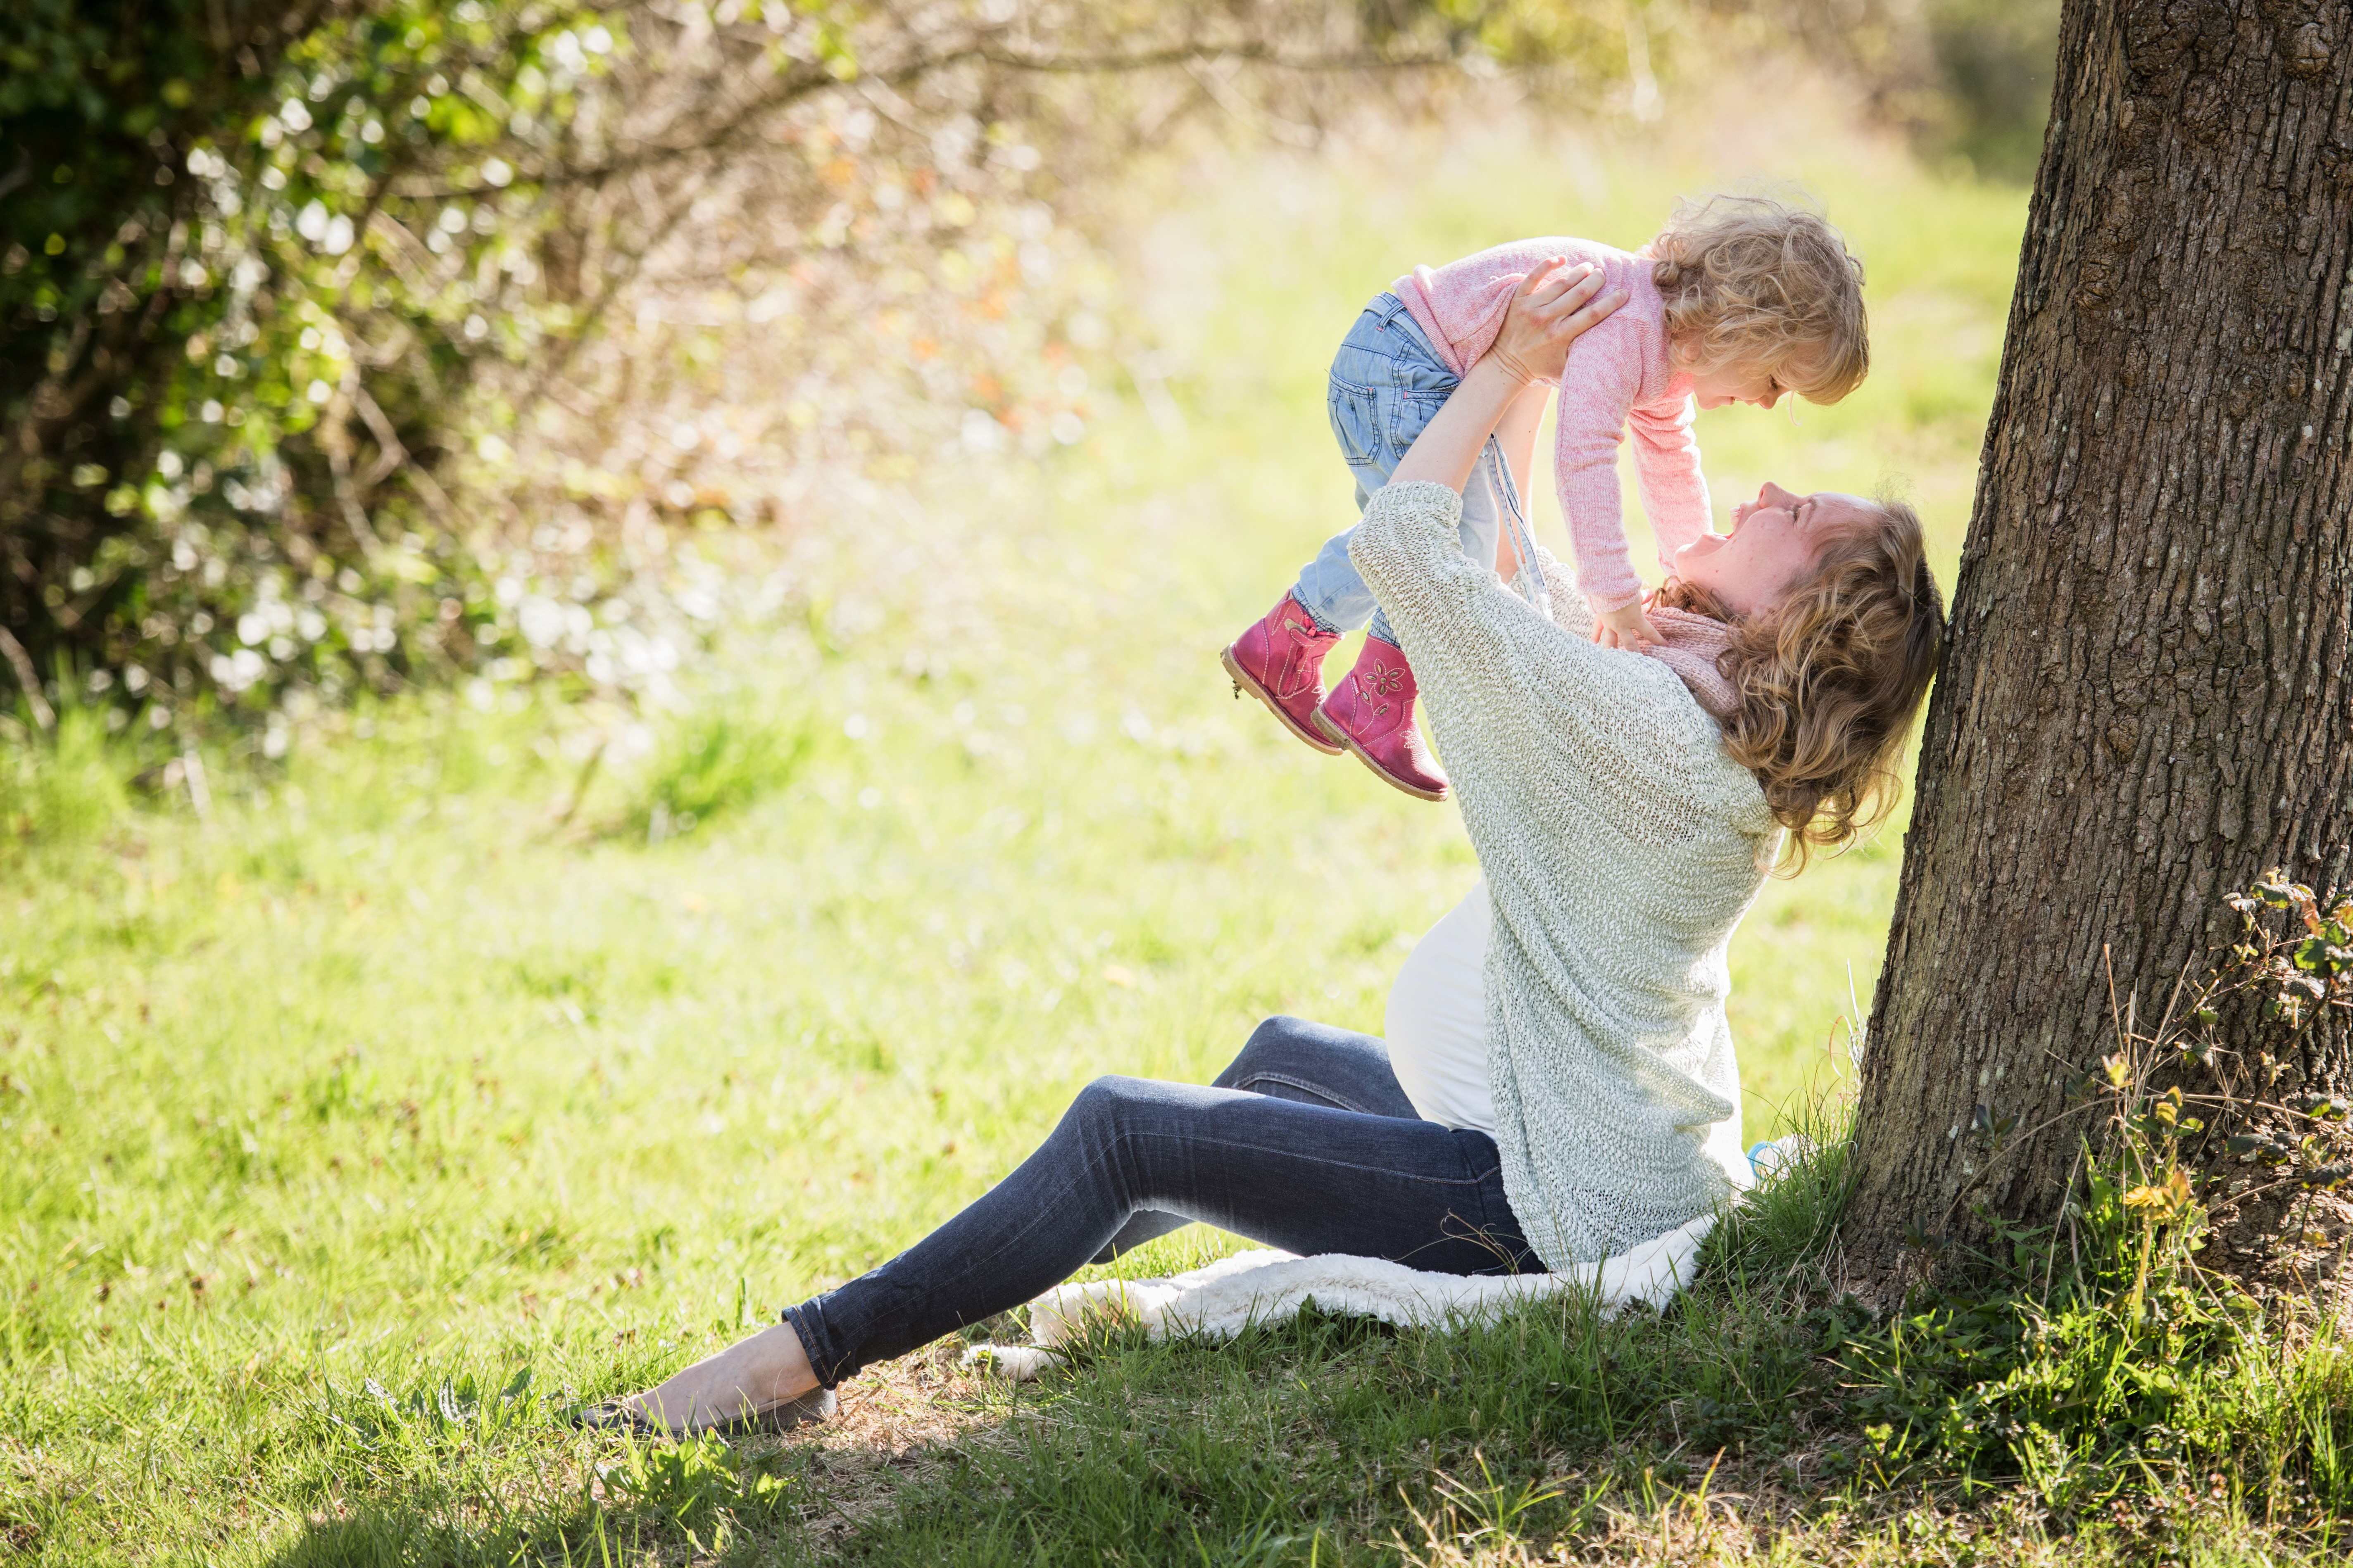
[
  {"xmin": 266, "ymin": 1506, "xmax": 781, "ymax": 1568},
  {"xmin": 254, "ymin": 1306, "xmax": 1443, "ymax": 1567},
  {"xmin": 256, "ymin": 1126, "xmax": 2353, "ymax": 1567},
  {"xmin": 252, "ymin": 1170, "xmax": 1848, "ymax": 1568},
  {"xmin": 260, "ymin": 1437, "xmax": 833, "ymax": 1567},
  {"xmin": 255, "ymin": 1342, "xmax": 1036, "ymax": 1568}
]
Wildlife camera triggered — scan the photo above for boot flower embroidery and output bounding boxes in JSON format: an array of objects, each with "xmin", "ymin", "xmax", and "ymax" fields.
[{"xmin": 1356, "ymin": 661, "xmax": 1406, "ymax": 716}]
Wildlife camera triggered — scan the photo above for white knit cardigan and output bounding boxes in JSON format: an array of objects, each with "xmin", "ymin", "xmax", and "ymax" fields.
[{"xmin": 1350, "ymin": 480, "xmax": 1778, "ymax": 1270}]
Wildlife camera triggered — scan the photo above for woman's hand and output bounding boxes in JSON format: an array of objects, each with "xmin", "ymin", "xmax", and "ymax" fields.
[
  {"xmin": 1487, "ymin": 259, "xmax": 1625, "ymax": 387},
  {"xmin": 1387, "ymin": 260, "xmax": 1623, "ymax": 495}
]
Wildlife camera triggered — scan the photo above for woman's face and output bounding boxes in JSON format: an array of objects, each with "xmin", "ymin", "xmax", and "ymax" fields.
[{"xmin": 1673, "ymin": 482, "xmax": 1872, "ymax": 617}]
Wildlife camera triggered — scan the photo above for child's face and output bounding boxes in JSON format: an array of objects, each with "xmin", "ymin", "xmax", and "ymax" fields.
[{"xmin": 1687, "ymin": 362, "xmax": 1784, "ymax": 410}]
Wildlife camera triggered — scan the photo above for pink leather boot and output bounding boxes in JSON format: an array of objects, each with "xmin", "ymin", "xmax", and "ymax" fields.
[
  {"xmin": 1222, "ymin": 593, "xmax": 1343, "ymax": 755},
  {"xmin": 1313, "ymin": 635, "xmax": 1449, "ymax": 801}
]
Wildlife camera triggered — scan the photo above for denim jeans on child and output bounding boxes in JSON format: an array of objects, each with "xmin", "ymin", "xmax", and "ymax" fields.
[
  {"xmin": 782, "ymin": 1014, "xmax": 1536, "ymax": 1387},
  {"xmin": 1294, "ymin": 293, "xmax": 1523, "ymax": 647}
]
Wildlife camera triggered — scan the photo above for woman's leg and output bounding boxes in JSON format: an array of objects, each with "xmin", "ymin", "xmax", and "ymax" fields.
[
  {"xmin": 1214, "ymin": 1012, "xmax": 1421, "ymax": 1117},
  {"xmin": 1090, "ymin": 1014, "xmax": 1418, "ymax": 1260},
  {"xmin": 785, "ymin": 1067, "xmax": 1532, "ymax": 1387}
]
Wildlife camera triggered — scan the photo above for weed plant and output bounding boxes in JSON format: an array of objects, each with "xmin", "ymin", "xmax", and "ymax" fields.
[{"xmin": 618, "ymin": 710, "xmax": 821, "ymax": 844}]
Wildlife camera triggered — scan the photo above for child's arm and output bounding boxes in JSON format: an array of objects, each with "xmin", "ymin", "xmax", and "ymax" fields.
[
  {"xmin": 1551, "ymin": 338, "xmax": 1663, "ymax": 648},
  {"xmin": 1627, "ymin": 398, "xmax": 1713, "ymax": 572}
]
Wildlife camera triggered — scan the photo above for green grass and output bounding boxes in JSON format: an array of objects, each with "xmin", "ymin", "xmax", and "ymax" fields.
[{"xmin": 4, "ymin": 105, "xmax": 2344, "ymax": 1566}]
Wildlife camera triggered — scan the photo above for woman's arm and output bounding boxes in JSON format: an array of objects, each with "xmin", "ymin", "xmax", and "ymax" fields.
[
  {"xmin": 1390, "ymin": 260, "xmax": 1621, "ymax": 493},
  {"xmin": 1349, "ymin": 268, "xmax": 1739, "ymax": 817},
  {"xmin": 1349, "ymin": 484, "xmax": 1752, "ymax": 849},
  {"xmin": 1493, "ymin": 380, "xmax": 1549, "ymax": 578},
  {"xmin": 1388, "ymin": 356, "xmax": 1537, "ymax": 493}
]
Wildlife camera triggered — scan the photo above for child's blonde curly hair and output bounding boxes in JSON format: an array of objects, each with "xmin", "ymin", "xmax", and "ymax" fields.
[
  {"xmin": 1650, "ymin": 194, "xmax": 1868, "ymax": 404},
  {"xmin": 1655, "ymin": 497, "xmax": 1944, "ymax": 871}
]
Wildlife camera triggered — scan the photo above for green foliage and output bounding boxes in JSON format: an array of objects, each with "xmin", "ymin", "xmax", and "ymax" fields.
[
  {"xmin": 1825, "ymin": 1194, "xmax": 2343, "ymax": 1518},
  {"xmin": 2, "ymin": 0, "xmax": 621, "ymax": 727},
  {"xmin": 599, "ymin": 1433, "xmax": 798, "ymax": 1533},
  {"xmin": 2227, "ymin": 871, "xmax": 2353, "ymax": 1033},
  {"xmin": 0, "ymin": 1, "xmax": 1438, "ymax": 732},
  {"xmin": 1789, "ymin": 885, "xmax": 2353, "ymax": 1525},
  {"xmin": 1727, "ymin": 0, "xmax": 2060, "ymax": 182},
  {"xmin": 0, "ymin": 0, "xmax": 592, "ymax": 725}
]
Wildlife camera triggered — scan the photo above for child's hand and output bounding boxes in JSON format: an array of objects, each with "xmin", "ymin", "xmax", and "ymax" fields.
[
  {"xmin": 1592, "ymin": 598, "xmax": 1663, "ymax": 651},
  {"xmin": 1489, "ymin": 258, "xmax": 1625, "ymax": 386}
]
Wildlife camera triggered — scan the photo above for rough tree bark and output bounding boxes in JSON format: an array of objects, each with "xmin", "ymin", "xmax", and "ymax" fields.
[{"xmin": 1843, "ymin": 0, "xmax": 2353, "ymax": 1290}]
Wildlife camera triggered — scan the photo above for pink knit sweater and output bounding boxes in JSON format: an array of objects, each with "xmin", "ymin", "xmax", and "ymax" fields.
[{"xmin": 1394, "ymin": 238, "xmax": 1706, "ymax": 612}]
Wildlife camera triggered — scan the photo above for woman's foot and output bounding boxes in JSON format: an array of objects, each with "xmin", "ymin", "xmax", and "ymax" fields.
[
  {"xmin": 1223, "ymin": 593, "xmax": 1344, "ymax": 755},
  {"xmin": 1315, "ymin": 637, "xmax": 1449, "ymax": 800},
  {"xmin": 579, "ymin": 1322, "xmax": 834, "ymax": 1439}
]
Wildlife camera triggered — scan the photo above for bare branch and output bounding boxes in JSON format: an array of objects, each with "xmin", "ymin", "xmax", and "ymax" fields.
[
  {"xmin": 973, "ymin": 40, "xmax": 1458, "ymax": 75},
  {"xmin": 415, "ymin": 37, "xmax": 1458, "ymax": 197},
  {"xmin": 0, "ymin": 624, "xmax": 52, "ymax": 731}
]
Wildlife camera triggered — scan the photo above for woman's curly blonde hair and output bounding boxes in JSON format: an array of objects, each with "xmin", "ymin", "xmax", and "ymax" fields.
[
  {"xmin": 1656, "ymin": 499, "xmax": 1945, "ymax": 870},
  {"xmin": 1650, "ymin": 193, "xmax": 1868, "ymax": 404}
]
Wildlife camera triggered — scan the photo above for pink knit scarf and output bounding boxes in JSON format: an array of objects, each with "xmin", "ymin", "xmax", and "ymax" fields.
[{"xmin": 1638, "ymin": 606, "xmax": 1739, "ymax": 720}]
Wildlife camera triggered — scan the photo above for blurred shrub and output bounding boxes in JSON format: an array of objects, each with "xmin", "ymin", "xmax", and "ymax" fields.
[
  {"xmin": 3, "ymin": 0, "xmax": 617, "ymax": 734},
  {"xmin": 1722, "ymin": 0, "xmax": 2058, "ymax": 180},
  {"xmin": 1923, "ymin": 0, "xmax": 2058, "ymax": 181},
  {"xmin": 0, "ymin": 2, "xmax": 1560, "ymax": 733}
]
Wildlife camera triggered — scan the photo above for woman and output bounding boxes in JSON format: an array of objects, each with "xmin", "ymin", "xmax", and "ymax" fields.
[{"xmin": 588, "ymin": 262, "xmax": 1946, "ymax": 1436}]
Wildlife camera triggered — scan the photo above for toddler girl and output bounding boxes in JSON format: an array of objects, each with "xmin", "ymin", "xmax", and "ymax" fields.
[{"xmin": 1222, "ymin": 194, "xmax": 1869, "ymax": 800}]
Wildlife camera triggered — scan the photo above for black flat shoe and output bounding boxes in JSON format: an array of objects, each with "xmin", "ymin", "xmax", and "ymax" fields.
[{"xmin": 573, "ymin": 1385, "xmax": 837, "ymax": 1439}]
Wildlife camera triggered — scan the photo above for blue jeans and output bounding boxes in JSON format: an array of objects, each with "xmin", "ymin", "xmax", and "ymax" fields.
[
  {"xmin": 1293, "ymin": 294, "xmax": 1520, "ymax": 646},
  {"xmin": 783, "ymin": 1015, "xmax": 1535, "ymax": 1386}
]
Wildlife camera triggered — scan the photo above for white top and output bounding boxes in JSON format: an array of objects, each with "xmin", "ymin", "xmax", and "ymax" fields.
[
  {"xmin": 1385, "ymin": 879, "xmax": 1497, "ymax": 1133},
  {"xmin": 1386, "ymin": 877, "xmax": 1754, "ymax": 1188},
  {"xmin": 1350, "ymin": 482, "xmax": 1774, "ymax": 1269}
]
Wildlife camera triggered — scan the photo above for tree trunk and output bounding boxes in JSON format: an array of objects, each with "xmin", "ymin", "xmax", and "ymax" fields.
[{"xmin": 1842, "ymin": 0, "xmax": 2353, "ymax": 1292}]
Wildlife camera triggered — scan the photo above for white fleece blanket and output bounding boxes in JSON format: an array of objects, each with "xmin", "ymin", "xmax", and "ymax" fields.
[{"xmin": 961, "ymin": 1214, "xmax": 1714, "ymax": 1380}]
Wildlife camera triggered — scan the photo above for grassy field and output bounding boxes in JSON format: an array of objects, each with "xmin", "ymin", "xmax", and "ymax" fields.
[{"xmin": 8, "ymin": 96, "xmax": 2341, "ymax": 1566}]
